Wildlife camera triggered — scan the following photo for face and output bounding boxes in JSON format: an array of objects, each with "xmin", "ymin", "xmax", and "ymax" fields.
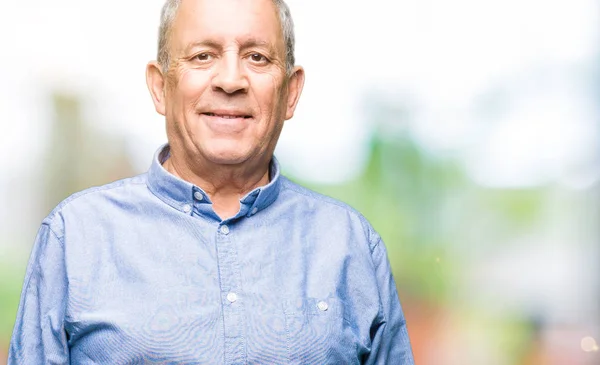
[{"xmin": 147, "ymin": 0, "xmax": 304, "ymax": 168}]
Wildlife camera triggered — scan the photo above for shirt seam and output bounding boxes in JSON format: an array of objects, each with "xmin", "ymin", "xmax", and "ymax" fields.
[
  {"xmin": 17, "ymin": 226, "xmax": 53, "ymax": 314},
  {"xmin": 45, "ymin": 222, "xmax": 66, "ymax": 249},
  {"xmin": 17, "ymin": 223, "xmax": 67, "ymax": 335},
  {"xmin": 280, "ymin": 180, "xmax": 359, "ymax": 212},
  {"xmin": 369, "ymin": 236, "xmax": 387, "ymax": 327},
  {"xmin": 281, "ymin": 179, "xmax": 379, "ymax": 253},
  {"xmin": 43, "ymin": 177, "xmax": 147, "ymax": 227}
]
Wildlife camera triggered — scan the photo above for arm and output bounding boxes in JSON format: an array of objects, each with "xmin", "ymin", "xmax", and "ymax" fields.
[
  {"xmin": 364, "ymin": 238, "xmax": 415, "ymax": 365},
  {"xmin": 8, "ymin": 223, "xmax": 70, "ymax": 364}
]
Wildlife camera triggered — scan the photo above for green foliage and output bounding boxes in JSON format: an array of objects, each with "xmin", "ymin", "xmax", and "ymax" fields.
[
  {"xmin": 292, "ymin": 132, "xmax": 547, "ymax": 306},
  {"xmin": 0, "ymin": 260, "xmax": 25, "ymax": 345},
  {"xmin": 293, "ymin": 135, "xmax": 462, "ymax": 304}
]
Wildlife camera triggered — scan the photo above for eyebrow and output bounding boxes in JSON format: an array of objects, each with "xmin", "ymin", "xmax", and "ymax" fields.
[
  {"xmin": 239, "ymin": 38, "xmax": 278, "ymax": 56},
  {"xmin": 183, "ymin": 40, "xmax": 222, "ymax": 54}
]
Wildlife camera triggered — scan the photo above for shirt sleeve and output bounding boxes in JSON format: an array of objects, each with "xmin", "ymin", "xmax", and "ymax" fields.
[
  {"xmin": 8, "ymin": 223, "xmax": 70, "ymax": 364},
  {"xmin": 364, "ymin": 237, "xmax": 415, "ymax": 365}
]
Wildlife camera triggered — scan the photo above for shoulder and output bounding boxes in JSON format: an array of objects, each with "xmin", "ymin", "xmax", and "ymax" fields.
[
  {"xmin": 279, "ymin": 176, "xmax": 381, "ymax": 251},
  {"xmin": 42, "ymin": 173, "xmax": 149, "ymax": 237}
]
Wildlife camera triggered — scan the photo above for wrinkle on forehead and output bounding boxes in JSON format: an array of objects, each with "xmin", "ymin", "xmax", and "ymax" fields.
[{"xmin": 171, "ymin": 0, "xmax": 285, "ymax": 57}]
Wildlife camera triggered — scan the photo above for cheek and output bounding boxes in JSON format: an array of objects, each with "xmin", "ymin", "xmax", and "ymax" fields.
[
  {"xmin": 177, "ymin": 69, "xmax": 210, "ymax": 102},
  {"xmin": 254, "ymin": 75, "xmax": 286, "ymax": 116}
]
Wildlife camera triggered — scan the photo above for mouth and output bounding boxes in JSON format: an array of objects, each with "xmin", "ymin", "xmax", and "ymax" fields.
[{"xmin": 202, "ymin": 112, "xmax": 253, "ymax": 119}]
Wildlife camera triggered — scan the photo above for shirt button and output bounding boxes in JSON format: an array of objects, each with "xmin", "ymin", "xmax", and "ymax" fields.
[
  {"xmin": 251, "ymin": 207, "xmax": 258, "ymax": 215},
  {"xmin": 220, "ymin": 225, "xmax": 230, "ymax": 235},
  {"xmin": 317, "ymin": 301, "xmax": 329, "ymax": 311},
  {"xmin": 194, "ymin": 191, "xmax": 204, "ymax": 201},
  {"xmin": 227, "ymin": 292, "xmax": 238, "ymax": 303},
  {"xmin": 182, "ymin": 204, "xmax": 192, "ymax": 213}
]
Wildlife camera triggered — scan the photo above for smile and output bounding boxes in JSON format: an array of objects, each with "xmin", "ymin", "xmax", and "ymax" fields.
[{"xmin": 203, "ymin": 112, "xmax": 252, "ymax": 119}]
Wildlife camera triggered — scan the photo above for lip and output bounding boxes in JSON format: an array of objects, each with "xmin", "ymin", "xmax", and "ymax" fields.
[
  {"xmin": 201, "ymin": 109, "xmax": 253, "ymax": 119},
  {"xmin": 200, "ymin": 110, "xmax": 252, "ymax": 134}
]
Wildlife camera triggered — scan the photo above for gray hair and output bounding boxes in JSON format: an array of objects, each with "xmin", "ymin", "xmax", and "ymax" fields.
[{"xmin": 157, "ymin": 0, "xmax": 296, "ymax": 75}]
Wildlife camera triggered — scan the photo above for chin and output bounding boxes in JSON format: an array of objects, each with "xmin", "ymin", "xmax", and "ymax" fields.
[
  {"xmin": 198, "ymin": 139, "xmax": 261, "ymax": 166},
  {"xmin": 203, "ymin": 148, "xmax": 251, "ymax": 165},
  {"xmin": 207, "ymin": 155, "xmax": 247, "ymax": 165}
]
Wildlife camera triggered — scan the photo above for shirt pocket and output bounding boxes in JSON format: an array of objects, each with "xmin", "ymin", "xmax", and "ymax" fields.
[{"xmin": 284, "ymin": 297, "xmax": 359, "ymax": 365}]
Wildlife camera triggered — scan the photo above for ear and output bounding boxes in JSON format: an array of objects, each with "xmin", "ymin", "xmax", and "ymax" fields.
[
  {"xmin": 146, "ymin": 61, "xmax": 166, "ymax": 116},
  {"xmin": 284, "ymin": 66, "xmax": 305, "ymax": 120}
]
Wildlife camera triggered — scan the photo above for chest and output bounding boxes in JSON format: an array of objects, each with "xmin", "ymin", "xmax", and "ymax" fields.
[{"xmin": 63, "ymin": 219, "xmax": 376, "ymax": 364}]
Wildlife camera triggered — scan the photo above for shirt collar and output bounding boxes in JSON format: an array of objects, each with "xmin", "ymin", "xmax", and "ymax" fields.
[{"xmin": 146, "ymin": 144, "xmax": 282, "ymax": 219}]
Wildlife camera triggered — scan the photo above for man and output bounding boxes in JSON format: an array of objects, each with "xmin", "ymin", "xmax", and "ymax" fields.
[{"xmin": 9, "ymin": 0, "xmax": 414, "ymax": 363}]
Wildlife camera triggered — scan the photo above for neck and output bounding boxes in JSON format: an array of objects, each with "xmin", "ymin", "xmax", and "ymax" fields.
[{"xmin": 163, "ymin": 151, "xmax": 271, "ymax": 220}]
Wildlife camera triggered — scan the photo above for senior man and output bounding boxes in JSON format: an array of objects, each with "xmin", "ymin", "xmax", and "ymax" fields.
[{"xmin": 8, "ymin": 0, "xmax": 414, "ymax": 364}]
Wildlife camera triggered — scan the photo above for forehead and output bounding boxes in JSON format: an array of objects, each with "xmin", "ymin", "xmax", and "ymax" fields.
[{"xmin": 171, "ymin": 0, "xmax": 284, "ymax": 52}]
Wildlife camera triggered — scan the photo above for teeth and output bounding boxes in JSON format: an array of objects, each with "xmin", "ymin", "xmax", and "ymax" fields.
[{"xmin": 205, "ymin": 113, "xmax": 250, "ymax": 119}]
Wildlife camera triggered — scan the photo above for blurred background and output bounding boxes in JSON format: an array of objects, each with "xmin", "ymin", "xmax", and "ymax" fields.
[{"xmin": 0, "ymin": 0, "xmax": 599, "ymax": 364}]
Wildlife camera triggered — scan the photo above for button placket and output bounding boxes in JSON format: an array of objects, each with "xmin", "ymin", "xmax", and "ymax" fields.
[{"xmin": 214, "ymin": 223, "xmax": 246, "ymax": 363}]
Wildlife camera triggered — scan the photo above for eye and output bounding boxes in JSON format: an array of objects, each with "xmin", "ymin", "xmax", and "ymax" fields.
[
  {"xmin": 195, "ymin": 53, "xmax": 213, "ymax": 62},
  {"xmin": 249, "ymin": 53, "xmax": 268, "ymax": 64}
]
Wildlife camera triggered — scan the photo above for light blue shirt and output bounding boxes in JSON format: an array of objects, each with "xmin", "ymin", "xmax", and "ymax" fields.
[{"xmin": 9, "ymin": 145, "xmax": 414, "ymax": 364}]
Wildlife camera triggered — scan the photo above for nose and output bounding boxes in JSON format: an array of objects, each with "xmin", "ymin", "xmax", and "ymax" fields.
[{"xmin": 211, "ymin": 53, "xmax": 249, "ymax": 95}]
